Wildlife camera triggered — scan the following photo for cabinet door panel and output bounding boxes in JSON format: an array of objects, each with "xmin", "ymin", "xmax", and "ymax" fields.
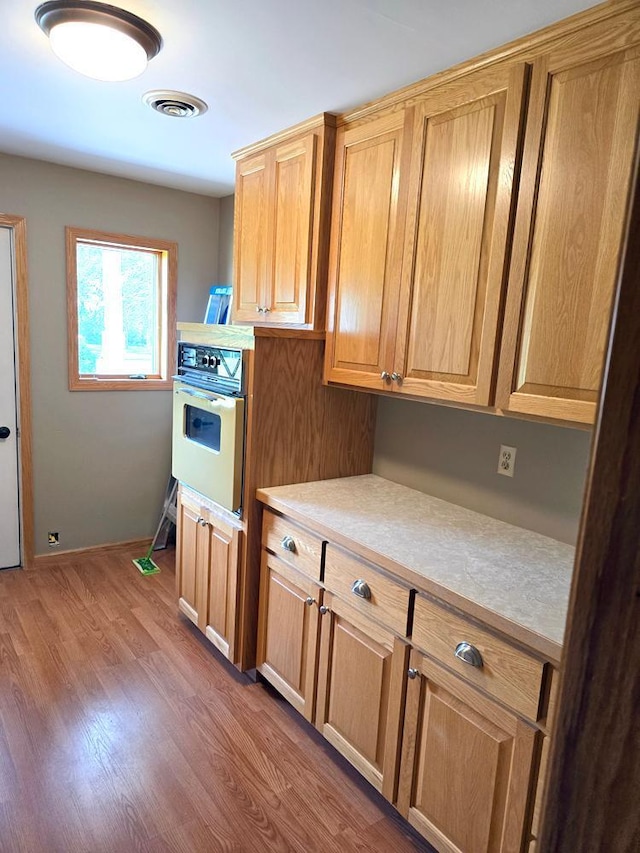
[
  {"xmin": 409, "ymin": 101, "xmax": 496, "ymax": 376},
  {"xmin": 205, "ymin": 520, "xmax": 239, "ymax": 660},
  {"xmin": 398, "ymin": 652, "xmax": 536, "ymax": 853},
  {"xmin": 398, "ymin": 65, "xmax": 527, "ymax": 404},
  {"xmin": 268, "ymin": 135, "xmax": 316, "ymax": 323},
  {"xmin": 497, "ymin": 47, "xmax": 640, "ymax": 423},
  {"xmin": 325, "ymin": 112, "xmax": 409, "ymax": 389},
  {"xmin": 176, "ymin": 498, "xmax": 208, "ymax": 629},
  {"xmin": 415, "ymin": 683, "xmax": 511, "ymax": 852},
  {"xmin": 234, "ymin": 153, "xmax": 270, "ymax": 322},
  {"xmin": 316, "ymin": 593, "xmax": 409, "ymax": 799},
  {"xmin": 256, "ymin": 553, "xmax": 320, "ymax": 721},
  {"xmin": 326, "ymin": 616, "xmax": 390, "ymax": 765}
]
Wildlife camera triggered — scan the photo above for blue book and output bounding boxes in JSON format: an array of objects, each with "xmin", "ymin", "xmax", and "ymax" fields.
[{"xmin": 204, "ymin": 285, "xmax": 232, "ymax": 325}]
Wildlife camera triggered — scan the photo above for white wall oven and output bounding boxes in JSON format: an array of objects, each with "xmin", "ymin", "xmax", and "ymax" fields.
[{"xmin": 172, "ymin": 343, "xmax": 245, "ymax": 513}]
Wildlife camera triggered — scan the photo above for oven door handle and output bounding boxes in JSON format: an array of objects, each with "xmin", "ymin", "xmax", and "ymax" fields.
[{"xmin": 177, "ymin": 387, "xmax": 238, "ymax": 409}]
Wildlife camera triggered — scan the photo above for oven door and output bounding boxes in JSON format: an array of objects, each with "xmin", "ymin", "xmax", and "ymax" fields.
[{"xmin": 171, "ymin": 380, "xmax": 245, "ymax": 512}]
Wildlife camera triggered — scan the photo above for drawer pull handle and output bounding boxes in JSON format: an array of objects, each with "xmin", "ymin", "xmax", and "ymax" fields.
[
  {"xmin": 407, "ymin": 668, "xmax": 419, "ymax": 680},
  {"xmin": 319, "ymin": 605, "xmax": 329, "ymax": 615},
  {"xmin": 454, "ymin": 642, "xmax": 483, "ymax": 668},
  {"xmin": 380, "ymin": 371, "xmax": 391, "ymax": 381},
  {"xmin": 351, "ymin": 579, "xmax": 371, "ymax": 600},
  {"xmin": 305, "ymin": 597, "xmax": 315, "ymax": 607},
  {"xmin": 281, "ymin": 535, "xmax": 296, "ymax": 553}
]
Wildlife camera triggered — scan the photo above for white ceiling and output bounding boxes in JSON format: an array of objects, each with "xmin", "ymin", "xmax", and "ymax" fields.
[{"xmin": 2, "ymin": 0, "xmax": 598, "ymax": 197}]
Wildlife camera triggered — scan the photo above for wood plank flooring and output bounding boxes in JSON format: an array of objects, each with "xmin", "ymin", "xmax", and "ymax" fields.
[{"xmin": 0, "ymin": 547, "xmax": 433, "ymax": 853}]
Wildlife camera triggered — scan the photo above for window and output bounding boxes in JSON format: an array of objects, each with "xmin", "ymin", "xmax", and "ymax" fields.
[{"xmin": 66, "ymin": 227, "xmax": 177, "ymax": 390}]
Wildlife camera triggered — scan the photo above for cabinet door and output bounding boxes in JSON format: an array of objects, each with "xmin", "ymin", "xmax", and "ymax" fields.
[
  {"xmin": 325, "ymin": 111, "xmax": 410, "ymax": 390},
  {"xmin": 398, "ymin": 651, "xmax": 536, "ymax": 853},
  {"xmin": 315, "ymin": 592, "xmax": 409, "ymax": 802},
  {"xmin": 202, "ymin": 514, "xmax": 241, "ymax": 662},
  {"xmin": 176, "ymin": 492, "xmax": 208, "ymax": 630},
  {"xmin": 265, "ymin": 134, "xmax": 317, "ymax": 324},
  {"xmin": 496, "ymin": 46, "xmax": 640, "ymax": 424},
  {"xmin": 256, "ymin": 552, "xmax": 321, "ymax": 721},
  {"xmin": 396, "ymin": 65, "xmax": 527, "ymax": 405},
  {"xmin": 234, "ymin": 152, "xmax": 270, "ymax": 322}
]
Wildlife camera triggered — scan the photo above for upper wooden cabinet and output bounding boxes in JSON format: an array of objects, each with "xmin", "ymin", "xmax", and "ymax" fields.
[
  {"xmin": 323, "ymin": 4, "xmax": 640, "ymax": 425},
  {"xmin": 496, "ymin": 43, "xmax": 640, "ymax": 424},
  {"xmin": 232, "ymin": 115, "xmax": 335, "ymax": 328},
  {"xmin": 325, "ymin": 64, "xmax": 528, "ymax": 405}
]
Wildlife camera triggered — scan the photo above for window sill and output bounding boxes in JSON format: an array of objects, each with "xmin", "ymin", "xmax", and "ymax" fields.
[{"xmin": 69, "ymin": 378, "xmax": 174, "ymax": 391}]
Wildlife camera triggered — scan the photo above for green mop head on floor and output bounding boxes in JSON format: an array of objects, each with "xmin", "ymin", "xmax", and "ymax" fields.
[{"xmin": 132, "ymin": 545, "xmax": 160, "ymax": 575}]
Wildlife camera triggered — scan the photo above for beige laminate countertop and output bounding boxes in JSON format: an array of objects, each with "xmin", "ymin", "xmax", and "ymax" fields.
[{"xmin": 257, "ymin": 474, "xmax": 575, "ymax": 663}]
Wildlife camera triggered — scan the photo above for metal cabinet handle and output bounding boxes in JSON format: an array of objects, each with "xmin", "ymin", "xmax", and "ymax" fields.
[
  {"xmin": 391, "ymin": 372, "xmax": 403, "ymax": 383},
  {"xmin": 454, "ymin": 642, "xmax": 483, "ymax": 668},
  {"xmin": 197, "ymin": 516, "xmax": 207, "ymax": 527},
  {"xmin": 351, "ymin": 579, "xmax": 371, "ymax": 600},
  {"xmin": 319, "ymin": 605, "xmax": 329, "ymax": 615},
  {"xmin": 263, "ymin": 307, "xmax": 271, "ymax": 313},
  {"xmin": 281, "ymin": 535, "xmax": 296, "ymax": 553},
  {"xmin": 256, "ymin": 306, "xmax": 262, "ymax": 313},
  {"xmin": 407, "ymin": 668, "xmax": 420, "ymax": 680},
  {"xmin": 380, "ymin": 371, "xmax": 391, "ymax": 381},
  {"xmin": 305, "ymin": 597, "xmax": 315, "ymax": 607}
]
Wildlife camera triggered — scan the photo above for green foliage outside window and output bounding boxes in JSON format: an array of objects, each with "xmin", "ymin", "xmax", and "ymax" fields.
[{"xmin": 76, "ymin": 242, "xmax": 158, "ymax": 376}]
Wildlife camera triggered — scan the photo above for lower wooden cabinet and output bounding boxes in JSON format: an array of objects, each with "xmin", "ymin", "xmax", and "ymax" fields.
[
  {"xmin": 256, "ymin": 505, "xmax": 550, "ymax": 851},
  {"xmin": 397, "ymin": 649, "xmax": 537, "ymax": 853},
  {"xmin": 315, "ymin": 591, "xmax": 410, "ymax": 801},
  {"xmin": 176, "ymin": 488, "xmax": 242, "ymax": 662},
  {"xmin": 256, "ymin": 551, "xmax": 321, "ymax": 722}
]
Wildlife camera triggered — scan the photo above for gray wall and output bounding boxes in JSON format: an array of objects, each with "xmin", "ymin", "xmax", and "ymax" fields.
[
  {"xmin": 0, "ymin": 153, "xmax": 220, "ymax": 555},
  {"xmin": 217, "ymin": 195, "xmax": 234, "ymax": 284},
  {"xmin": 373, "ymin": 397, "xmax": 592, "ymax": 544}
]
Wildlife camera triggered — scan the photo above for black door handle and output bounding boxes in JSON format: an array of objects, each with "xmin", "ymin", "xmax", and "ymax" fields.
[{"xmin": 0, "ymin": 426, "xmax": 11, "ymax": 439}]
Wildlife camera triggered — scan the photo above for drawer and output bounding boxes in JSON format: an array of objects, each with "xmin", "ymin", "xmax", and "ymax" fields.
[
  {"xmin": 323, "ymin": 544, "xmax": 411, "ymax": 637},
  {"xmin": 262, "ymin": 510, "xmax": 323, "ymax": 581},
  {"xmin": 412, "ymin": 594, "xmax": 545, "ymax": 720}
]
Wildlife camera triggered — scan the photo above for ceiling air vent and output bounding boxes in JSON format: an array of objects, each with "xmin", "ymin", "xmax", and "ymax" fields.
[{"xmin": 143, "ymin": 90, "xmax": 208, "ymax": 118}]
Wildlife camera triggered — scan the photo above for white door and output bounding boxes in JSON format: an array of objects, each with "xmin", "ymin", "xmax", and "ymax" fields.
[{"xmin": 0, "ymin": 227, "xmax": 21, "ymax": 568}]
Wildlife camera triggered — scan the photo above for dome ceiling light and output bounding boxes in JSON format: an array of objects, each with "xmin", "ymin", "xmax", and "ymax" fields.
[
  {"xmin": 35, "ymin": 1, "xmax": 163, "ymax": 82},
  {"xmin": 143, "ymin": 90, "xmax": 208, "ymax": 118}
]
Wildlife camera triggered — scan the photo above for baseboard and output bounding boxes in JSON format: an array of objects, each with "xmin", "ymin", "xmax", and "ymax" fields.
[{"xmin": 30, "ymin": 537, "xmax": 153, "ymax": 569}]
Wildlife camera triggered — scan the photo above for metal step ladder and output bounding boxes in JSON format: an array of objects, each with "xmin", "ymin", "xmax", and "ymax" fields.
[{"xmin": 151, "ymin": 476, "xmax": 178, "ymax": 551}]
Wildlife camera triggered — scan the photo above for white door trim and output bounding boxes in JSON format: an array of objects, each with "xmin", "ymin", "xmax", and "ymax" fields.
[{"xmin": 0, "ymin": 214, "xmax": 33, "ymax": 567}]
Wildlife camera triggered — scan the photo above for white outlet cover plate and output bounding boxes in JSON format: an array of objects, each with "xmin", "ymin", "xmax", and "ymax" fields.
[{"xmin": 498, "ymin": 445, "xmax": 517, "ymax": 477}]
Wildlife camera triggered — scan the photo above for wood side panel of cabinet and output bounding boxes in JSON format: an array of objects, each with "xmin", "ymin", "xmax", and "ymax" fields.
[
  {"xmin": 267, "ymin": 134, "xmax": 316, "ymax": 324},
  {"xmin": 233, "ymin": 153, "xmax": 270, "ymax": 322},
  {"xmin": 324, "ymin": 111, "xmax": 412, "ymax": 389},
  {"xmin": 256, "ymin": 552, "xmax": 321, "ymax": 721},
  {"xmin": 398, "ymin": 651, "xmax": 536, "ymax": 853},
  {"xmin": 496, "ymin": 46, "xmax": 640, "ymax": 424},
  {"xmin": 396, "ymin": 65, "xmax": 528, "ymax": 405},
  {"xmin": 315, "ymin": 591, "xmax": 409, "ymax": 800}
]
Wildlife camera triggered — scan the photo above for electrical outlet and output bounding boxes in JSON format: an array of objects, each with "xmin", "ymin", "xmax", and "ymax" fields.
[
  {"xmin": 47, "ymin": 531, "xmax": 60, "ymax": 548},
  {"xmin": 497, "ymin": 445, "xmax": 517, "ymax": 477}
]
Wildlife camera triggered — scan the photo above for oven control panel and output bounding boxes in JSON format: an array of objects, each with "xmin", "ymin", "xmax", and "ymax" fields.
[{"xmin": 176, "ymin": 343, "xmax": 244, "ymax": 395}]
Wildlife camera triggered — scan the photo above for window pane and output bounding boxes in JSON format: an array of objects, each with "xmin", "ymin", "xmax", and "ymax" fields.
[{"xmin": 76, "ymin": 242, "xmax": 160, "ymax": 377}]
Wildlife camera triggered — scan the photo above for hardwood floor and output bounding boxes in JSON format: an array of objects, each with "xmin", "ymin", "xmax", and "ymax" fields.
[{"xmin": 0, "ymin": 546, "xmax": 432, "ymax": 853}]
